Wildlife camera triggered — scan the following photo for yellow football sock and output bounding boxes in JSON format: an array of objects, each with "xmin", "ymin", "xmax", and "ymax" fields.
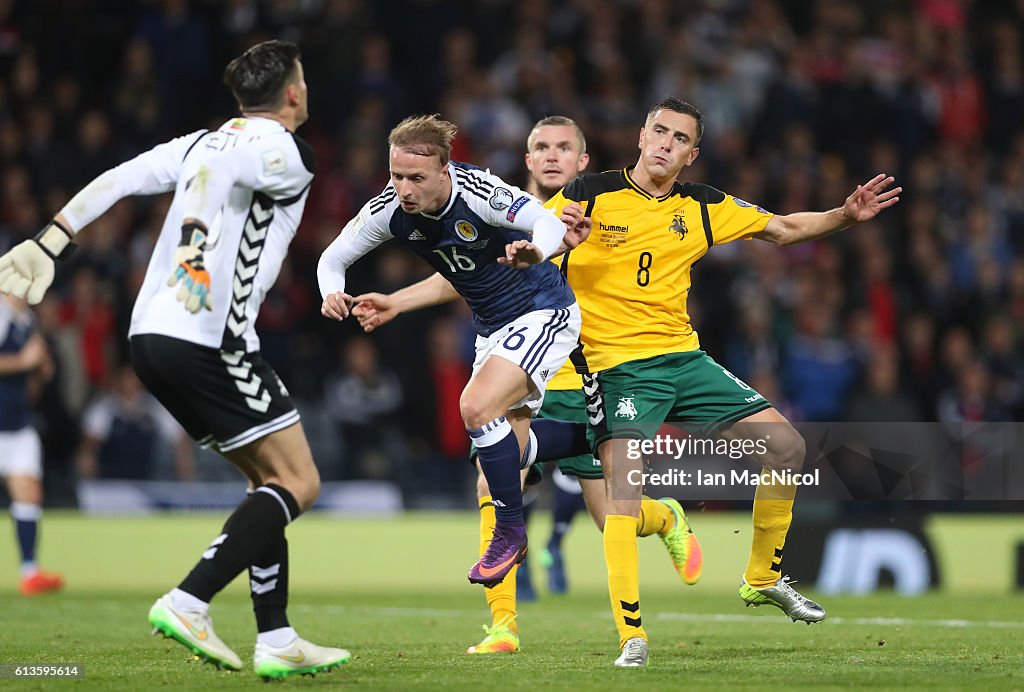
[
  {"xmin": 604, "ymin": 514, "xmax": 646, "ymax": 648},
  {"xmin": 744, "ymin": 471, "xmax": 797, "ymax": 588},
  {"xmin": 478, "ymin": 496, "xmax": 517, "ymax": 633},
  {"xmin": 636, "ymin": 496, "xmax": 675, "ymax": 536}
]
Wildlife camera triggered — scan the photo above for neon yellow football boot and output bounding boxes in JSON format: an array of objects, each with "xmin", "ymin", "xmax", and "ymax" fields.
[
  {"xmin": 465, "ymin": 621, "xmax": 520, "ymax": 654},
  {"xmin": 657, "ymin": 497, "xmax": 703, "ymax": 585}
]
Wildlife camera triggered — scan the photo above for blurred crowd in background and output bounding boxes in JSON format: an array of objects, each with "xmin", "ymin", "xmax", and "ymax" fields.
[{"xmin": 0, "ymin": 0, "xmax": 1022, "ymax": 507}]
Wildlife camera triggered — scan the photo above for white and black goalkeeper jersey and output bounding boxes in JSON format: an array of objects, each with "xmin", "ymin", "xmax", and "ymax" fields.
[{"xmin": 61, "ymin": 116, "xmax": 315, "ymax": 352}]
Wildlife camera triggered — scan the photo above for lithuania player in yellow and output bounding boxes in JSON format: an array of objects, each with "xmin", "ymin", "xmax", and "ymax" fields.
[
  {"xmin": 467, "ymin": 117, "xmax": 702, "ymax": 656},
  {"xmin": 537, "ymin": 97, "xmax": 902, "ymax": 666}
]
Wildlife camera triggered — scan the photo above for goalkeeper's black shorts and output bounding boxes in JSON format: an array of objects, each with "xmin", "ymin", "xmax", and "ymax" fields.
[{"xmin": 129, "ymin": 333, "xmax": 300, "ymax": 452}]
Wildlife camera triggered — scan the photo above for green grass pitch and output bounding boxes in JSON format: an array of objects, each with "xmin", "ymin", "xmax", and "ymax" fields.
[{"xmin": 1, "ymin": 511, "xmax": 1022, "ymax": 690}]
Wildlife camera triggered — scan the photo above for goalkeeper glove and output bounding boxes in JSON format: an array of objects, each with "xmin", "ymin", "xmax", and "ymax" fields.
[
  {"xmin": 0, "ymin": 220, "xmax": 77, "ymax": 304},
  {"xmin": 167, "ymin": 222, "xmax": 213, "ymax": 313}
]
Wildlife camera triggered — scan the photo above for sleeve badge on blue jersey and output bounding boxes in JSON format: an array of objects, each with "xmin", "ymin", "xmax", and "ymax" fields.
[
  {"xmin": 505, "ymin": 195, "xmax": 530, "ymax": 222},
  {"xmin": 455, "ymin": 220, "xmax": 478, "ymax": 241},
  {"xmin": 488, "ymin": 187, "xmax": 514, "ymax": 210}
]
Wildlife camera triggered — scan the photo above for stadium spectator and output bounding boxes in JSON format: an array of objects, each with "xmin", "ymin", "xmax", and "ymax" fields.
[
  {"xmin": 323, "ymin": 335, "xmax": 403, "ymax": 480},
  {"xmin": 58, "ymin": 266, "xmax": 116, "ymax": 393},
  {"xmin": 783, "ymin": 300, "xmax": 859, "ymax": 421},
  {"xmin": 29, "ymin": 294, "xmax": 80, "ymax": 505},
  {"xmin": 76, "ymin": 364, "xmax": 194, "ymax": 481},
  {"xmin": 842, "ymin": 345, "xmax": 924, "ymax": 423},
  {"xmin": 414, "ymin": 316, "xmax": 472, "ymax": 503},
  {"xmin": 938, "ymin": 358, "xmax": 1012, "ymax": 424}
]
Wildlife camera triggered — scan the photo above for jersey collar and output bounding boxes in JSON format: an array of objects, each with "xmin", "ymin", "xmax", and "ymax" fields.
[
  {"xmin": 623, "ymin": 166, "xmax": 682, "ymax": 202},
  {"xmin": 219, "ymin": 115, "xmax": 287, "ymax": 135},
  {"xmin": 420, "ymin": 163, "xmax": 459, "ymax": 220}
]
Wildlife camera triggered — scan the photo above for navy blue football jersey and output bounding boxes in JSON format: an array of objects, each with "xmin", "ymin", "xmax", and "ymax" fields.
[{"xmin": 332, "ymin": 162, "xmax": 575, "ymax": 336}]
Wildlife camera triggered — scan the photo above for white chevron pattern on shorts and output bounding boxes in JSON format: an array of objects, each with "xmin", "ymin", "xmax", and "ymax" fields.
[
  {"xmin": 220, "ymin": 348, "xmax": 272, "ymax": 412},
  {"xmin": 583, "ymin": 373, "xmax": 605, "ymax": 426},
  {"xmin": 235, "ymin": 374, "xmax": 263, "ymax": 397},
  {"xmin": 247, "ymin": 389, "xmax": 272, "ymax": 412}
]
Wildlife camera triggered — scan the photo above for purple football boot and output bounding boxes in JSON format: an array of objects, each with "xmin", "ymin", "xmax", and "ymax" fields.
[{"xmin": 468, "ymin": 521, "xmax": 528, "ymax": 588}]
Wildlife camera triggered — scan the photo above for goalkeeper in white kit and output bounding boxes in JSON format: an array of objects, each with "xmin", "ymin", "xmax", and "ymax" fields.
[{"xmin": 0, "ymin": 39, "xmax": 349, "ymax": 681}]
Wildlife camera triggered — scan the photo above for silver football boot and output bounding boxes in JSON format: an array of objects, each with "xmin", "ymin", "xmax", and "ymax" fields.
[
  {"xmin": 739, "ymin": 576, "xmax": 826, "ymax": 623},
  {"xmin": 614, "ymin": 637, "xmax": 650, "ymax": 667}
]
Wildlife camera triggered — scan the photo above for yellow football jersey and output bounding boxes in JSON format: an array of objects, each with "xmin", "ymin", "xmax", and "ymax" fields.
[
  {"xmin": 546, "ymin": 167, "xmax": 773, "ymax": 377},
  {"xmin": 547, "ymin": 361, "xmax": 583, "ymax": 391}
]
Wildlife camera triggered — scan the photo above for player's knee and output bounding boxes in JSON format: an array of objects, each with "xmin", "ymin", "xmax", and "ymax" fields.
[
  {"xmin": 306, "ymin": 473, "xmax": 322, "ymax": 507},
  {"xmin": 288, "ymin": 471, "xmax": 321, "ymax": 512},
  {"xmin": 7, "ymin": 476, "xmax": 43, "ymax": 504},
  {"xmin": 459, "ymin": 393, "xmax": 500, "ymax": 430},
  {"xmin": 580, "ymin": 489, "xmax": 608, "ymax": 529},
  {"xmin": 761, "ymin": 428, "xmax": 806, "ymax": 473}
]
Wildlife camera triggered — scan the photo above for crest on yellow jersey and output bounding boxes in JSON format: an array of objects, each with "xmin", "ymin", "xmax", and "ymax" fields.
[{"xmin": 669, "ymin": 213, "xmax": 687, "ymax": 240}]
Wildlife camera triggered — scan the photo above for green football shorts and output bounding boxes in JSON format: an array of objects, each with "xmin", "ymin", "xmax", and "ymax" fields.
[{"xmin": 583, "ymin": 350, "xmax": 772, "ymax": 448}]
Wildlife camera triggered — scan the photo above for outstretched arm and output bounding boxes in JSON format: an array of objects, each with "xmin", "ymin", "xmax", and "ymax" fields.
[
  {"xmin": 350, "ymin": 272, "xmax": 461, "ymax": 333},
  {"xmin": 61, "ymin": 130, "xmax": 208, "ymax": 232},
  {"xmin": 754, "ymin": 173, "xmax": 902, "ymax": 247},
  {"xmin": 317, "ymin": 211, "xmax": 394, "ymax": 320},
  {"xmin": 0, "ymin": 131, "xmax": 207, "ymax": 304}
]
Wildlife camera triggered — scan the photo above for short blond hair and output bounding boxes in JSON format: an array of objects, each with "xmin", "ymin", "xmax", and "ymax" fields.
[
  {"xmin": 527, "ymin": 116, "xmax": 587, "ymax": 154},
  {"xmin": 388, "ymin": 114, "xmax": 458, "ymax": 164}
]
